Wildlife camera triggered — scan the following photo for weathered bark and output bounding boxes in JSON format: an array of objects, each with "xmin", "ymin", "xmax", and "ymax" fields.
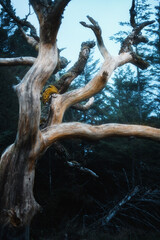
[
  {"xmin": 72, "ymin": 97, "xmax": 94, "ymax": 111},
  {"xmin": 42, "ymin": 123, "xmax": 160, "ymax": 149},
  {"xmin": 48, "ymin": 16, "xmax": 155, "ymax": 125},
  {"xmin": 0, "ymin": 42, "xmax": 58, "ymax": 227},
  {"xmin": 0, "ymin": 0, "xmax": 71, "ymax": 228},
  {"xmin": 0, "ymin": 144, "xmax": 40, "ymax": 227},
  {"xmin": 0, "ymin": 0, "xmax": 159, "ymax": 234},
  {"xmin": 0, "ymin": 55, "xmax": 68, "ymax": 73},
  {"xmin": 0, "ymin": 57, "xmax": 36, "ymax": 66}
]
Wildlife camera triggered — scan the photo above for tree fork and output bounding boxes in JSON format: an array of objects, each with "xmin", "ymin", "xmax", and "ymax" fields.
[
  {"xmin": 0, "ymin": 0, "xmax": 71, "ymax": 230},
  {"xmin": 0, "ymin": 0, "xmax": 159, "ymax": 236}
]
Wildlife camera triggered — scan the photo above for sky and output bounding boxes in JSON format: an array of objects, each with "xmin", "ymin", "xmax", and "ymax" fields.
[{"xmin": 12, "ymin": 0, "xmax": 156, "ymax": 66}]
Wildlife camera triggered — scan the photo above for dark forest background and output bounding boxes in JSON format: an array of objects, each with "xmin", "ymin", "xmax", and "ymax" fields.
[{"xmin": 0, "ymin": 0, "xmax": 160, "ymax": 239}]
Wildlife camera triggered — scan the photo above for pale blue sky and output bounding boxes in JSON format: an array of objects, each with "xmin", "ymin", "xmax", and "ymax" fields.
[{"xmin": 12, "ymin": 0, "xmax": 156, "ymax": 66}]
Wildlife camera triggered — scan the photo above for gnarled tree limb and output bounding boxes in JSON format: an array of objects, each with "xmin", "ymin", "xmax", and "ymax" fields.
[
  {"xmin": 119, "ymin": 20, "xmax": 155, "ymax": 55},
  {"xmin": 42, "ymin": 123, "xmax": 160, "ymax": 150},
  {"xmin": 80, "ymin": 16, "xmax": 111, "ymax": 60},
  {"xmin": 49, "ymin": 71, "xmax": 109, "ymax": 124},
  {"xmin": 55, "ymin": 41, "xmax": 95, "ymax": 93},
  {"xmin": 0, "ymin": 0, "xmax": 159, "ymax": 229},
  {"xmin": 0, "ymin": 0, "xmax": 71, "ymax": 227},
  {"xmin": 72, "ymin": 97, "xmax": 94, "ymax": 111},
  {"xmin": 0, "ymin": 56, "xmax": 68, "ymax": 71},
  {"xmin": 0, "ymin": 0, "xmax": 39, "ymax": 40},
  {"xmin": 0, "ymin": 57, "xmax": 36, "ymax": 66},
  {"xmin": 43, "ymin": 15, "xmax": 154, "ymax": 127},
  {"xmin": 118, "ymin": 0, "xmax": 155, "ymax": 69}
]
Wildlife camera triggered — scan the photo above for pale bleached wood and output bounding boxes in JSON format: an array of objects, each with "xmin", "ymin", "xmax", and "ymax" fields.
[
  {"xmin": 48, "ymin": 16, "xmax": 154, "ymax": 125},
  {"xmin": 0, "ymin": 57, "xmax": 36, "ymax": 66},
  {"xmin": 80, "ymin": 16, "xmax": 111, "ymax": 60},
  {"xmin": 0, "ymin": 0, "xmax": 70, "ymax": 228},
  {"xmin": 15, "ymin": 43, "xmax": 58, "ymax": 143},
  {"xmin": 72, "ymin": 97, "xmax": 94, "ymax": 111},
  {"xmin": 0, "ymin": 0, "xmax": 159, "ymax": 230},
  {"xmin": 50, "ymin": 71, "xmax": 109, "ymax": 124},
  {"xmin": 42, "ymin": 123, "xmax": 160, "ymax": 149}
]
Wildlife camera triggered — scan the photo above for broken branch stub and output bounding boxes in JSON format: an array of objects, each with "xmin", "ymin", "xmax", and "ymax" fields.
[
  {"xmin": 80, "ymin": 16, "xmax": 109, "ymax": 59},
  {"xmin": 55, "ymin": 41, "xmax": 95, "ymax": 94}
]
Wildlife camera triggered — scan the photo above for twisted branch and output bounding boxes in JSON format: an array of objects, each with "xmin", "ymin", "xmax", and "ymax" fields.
[
  {"xmin": 118, "ymin": 0, "xmax": 155, "ymax": 69},
  {"xmin": 80, "ymin": 16, "xmax": 110, "ymax": 60},
  {"xmin": 0, "ymin": 57, "xmax": 35, "ymax": 66},
  {"xmin": 72, "ymin": 97, "xmax": 94, "ymax": 111},
  {"xmin": 0, "ymin": 0, "xmax": 39, "ymax": 40},
  {"xmin": 55, "ymin": 41, "xmax": 95, "ymax": 94},
  {"xmin": 42, "ymin": 123, "xmax": 160, "ymax": 150}
]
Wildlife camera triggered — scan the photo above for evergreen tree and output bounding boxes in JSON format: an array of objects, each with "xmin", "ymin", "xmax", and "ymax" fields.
[
  {"xmin": 106, "ymin": 66, "xmax": 140, "ymax": 123},
  {"xmin": 110, "ymin": 0, "xmax": 158, "ymax": 124},
  {"xmin": 64, "ymin": 51, "xmax": 100, "ymax": 124},
  {"xmin": 0, "ymin": 1, "xmax": 37, "ymax": 154},
  {"xmin": 146, "ymin": 1, "xmax": 160, "ymax": 124},
  {"xmin": 134, "ymin": 0, "xmax": 153, "ymax": 122},
  {"xmin": 0, "ymin": 1, "xmax": 18, "ymax": 153}
]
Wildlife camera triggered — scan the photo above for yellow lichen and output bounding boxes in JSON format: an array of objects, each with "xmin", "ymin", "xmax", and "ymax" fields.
[{"xmin": 42, "ymin": 85, "xmax": 58, "ymax": 104}]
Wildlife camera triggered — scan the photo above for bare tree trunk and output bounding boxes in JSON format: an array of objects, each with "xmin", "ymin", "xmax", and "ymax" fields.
[
  {"xmin": 0, "ymin": 0, "xmax": 159, "ymax": 234},
  {"xmin": 0, "ymin": 144, "xmax": 40, "ymax": 227},
  {"xmin": 0, "ymin": 0, "xmax": 71, "ymax": 229}
]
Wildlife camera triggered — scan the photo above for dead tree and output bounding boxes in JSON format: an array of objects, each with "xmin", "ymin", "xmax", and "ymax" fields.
[{"xmin": 0, "ymin": 0, "xmax": 159, "ymax": 238}]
